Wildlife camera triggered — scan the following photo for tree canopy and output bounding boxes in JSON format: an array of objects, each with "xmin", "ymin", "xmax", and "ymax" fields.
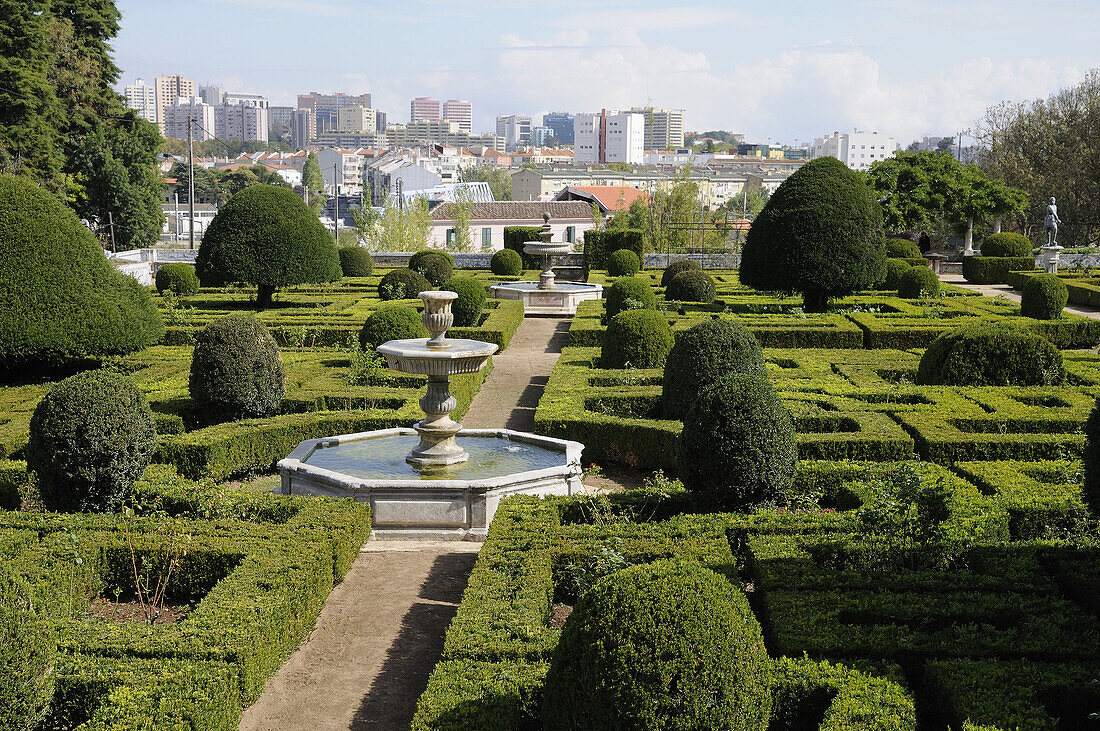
[{"xmin": 459, "ymin": 165, "xmax": 512, "ymax": 200}]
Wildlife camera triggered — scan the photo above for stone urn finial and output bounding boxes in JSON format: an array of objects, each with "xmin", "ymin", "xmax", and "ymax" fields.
[
  {"xmin": 420, "ymin": 290, "xmax": 458, "ymax": 350},
  {"xmin": 540, "ymin": 212, "xmax": 552, "ymax": 244}
]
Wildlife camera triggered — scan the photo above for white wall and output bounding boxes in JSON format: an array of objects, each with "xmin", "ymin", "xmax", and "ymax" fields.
[{"xmin": 428, "ymin": 219, "xmax": 594, "ymax": 251}]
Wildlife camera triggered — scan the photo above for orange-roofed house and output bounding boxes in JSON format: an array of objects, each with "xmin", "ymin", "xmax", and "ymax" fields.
[{"xmin": 552, "ymin": 185, "xmax": 648, "ymax": 215}]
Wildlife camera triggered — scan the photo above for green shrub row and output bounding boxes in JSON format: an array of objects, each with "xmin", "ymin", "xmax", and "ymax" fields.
[
  {"xmin": 951, "ymin": 461, "xmax": 1088, "ymax": 539},
  {"xmin": 0, "ymin": 459, "xmax": 26, "ymax": 510},
  {"xmin": 961, "ymin": 256, "xmax": 1038, "ymax": 284},
  {"xmin": 581, "ymin": 229, "xmax": 644, "ymax": 279}
]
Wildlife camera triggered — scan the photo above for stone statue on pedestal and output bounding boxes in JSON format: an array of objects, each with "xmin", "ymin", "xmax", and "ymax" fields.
[{"xmin": 1044, "ymin": 197, "xmax": 1061, "ymax": 246}]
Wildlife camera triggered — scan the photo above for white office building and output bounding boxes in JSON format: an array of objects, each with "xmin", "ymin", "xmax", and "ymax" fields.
[
  {"xmin": 495, "ymin": 114, "xmax": 532, "ymax": 151},
  {"xmin": 163, "ymin": 97, "xmax": 216, "ymax": 141},
  {"xmin": 629, "ymin": 107, "xmax": 685, "ymax": 150},
  {"xmin": 123, "ymin": 78, "xmax": 157, "ymax": 124},
  {"xmin": 573, "ymin": 110, "xmax": 644, "ymax": 165},
  {"xmin": 812, "ymin": 131, "xmax": 898, "ymax": 170},
  {"xmin": 443, "ymin": 99, "xmax": 473, "ymax": 134}
]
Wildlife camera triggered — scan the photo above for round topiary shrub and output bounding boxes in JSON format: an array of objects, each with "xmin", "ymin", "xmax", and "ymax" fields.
[
  {"xmin": 189, "ymin": 315, "xmax": 285, "ymax": 423},
  {"xmin": 897, "ymin": 266, "xmax": 940, "ymax": 298},
  {"xmin": 359, "ymin": 306, "xmax": 427, "ymax": 350},
  {"xmin": 490, "ymin": 248, "xmax": 523, "ymax": 276},
  {"xmin": 378, "ymin": 269, "xmax": 431, "ymax": 301},
  {"xmin": 980, "ymin": 232, "xmax": 1032, "ymax": 257},
  {"xmin": 0, "ymin": 564, "xmax": 55, "ymax": 731},
  {"xmin": 338, "ymin": 246, "xmax": 374, "ymax": 277},
  {"xmin": 915, "ymin": 322, "xmax": 1066, "ymax": 387},
  {"xmin": 662, "ymin": 320, "xmax": 765, "ymax": 420},
  {"xmin": 408, "ymin": 249, "xmax": 455, "ymax": 271},
  {"xmin": 607, "ymin": 249, "xmax": 641, "ymax": 277},
  {"xmin": 666, "ymin": 270, "xmax": 717, "ymax": 303},
  {"xmin": 1084, "ymin": 397, "xmax": 1100, "ymax": 514},
  {"xmin": 0, "ymin": 173, "xmax": 164, "ymax": 378},
  {"xmin": 661, "ymin": 259, "xmax": 702, "ymax": 287},
  {"xmin": 1020, "ymin": 274, "xmax": 1068, "ymax": 320},
  {"xmin": 605, "ymin": 277, "xmax": 656, "ymax": 319},
  {"xmin": 409, "ymin": 251, "xmax": 453, "ymax": 287},
  {"xmin": 195, "ymin": 184, "xmax": 341, "ymax": 308},
  {"xmin": 542, "ymin": 559, "xmax": 772, "ymax": 731},
  {"xmin": 443, "ymin": 276, "xmax": 487, "ymax": 327},
  {"xmin": 154, "ymin": 263, "xmax": 200, "ymax": 295},
  {"xmin": 678, "ymin": 371, "xmax": 798, "ymax": 509},
  {"xmin": 877, "ymin": 259, "xmax": 914, "ymax": 291},
  {"xmin": 884, "ymin": 238, "xmax": 922, "ymax": 259},
  {"xmin": 602, "ymin": 310, "xmax": 674, "ymax": 369},
  {"xmin": 26, "ymin": 370, "xmax": 157, "ymax": 513}
]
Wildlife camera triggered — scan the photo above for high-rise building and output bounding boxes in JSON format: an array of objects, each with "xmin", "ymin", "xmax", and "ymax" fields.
[
  {"xmin": 542, "ymin": 112, "xmax": 574, "ymax": 144},
  {"xmin": 495, "ymin": 114, "xmax": 532, "ymax": 151},
  {"xmin": 291, "ymin": 109, "xmax": 316, "ymax": 148},
  {"xmin": 215, "ymin": 102, "xmax": 268, "ymax": 142},
  {"xmin": 531, "ymin": 126, "xmax": 554, "ymax": 146},
  {"xmin": 811, "ymin": 131, "xmax": 898, "ymax": 170},
  {"xmin": 154, "ymin": 75, "xmax": 195, "ymax": 132},
  {"xmin": 163, "ymin": 97, "xmax": 215, "ymax": 141},
  {"xmin": 198, "ymin": 85, "xmax": 225, "ymax": 106},
  {"xmin": 269, "ymin": 106, "xmax": 295, "ymax": 129},
  {"xmin": 629, "ymin": 107, "xmax": 685, "ymax": 150},
  {"xmin": 574, "ymin": 110, "xmax": 644, "ymax": 164},
  {"xmin": 442, "ymin": 99, "xmax": 472, "ymax": 133},
  {"xmin": 337, "ymin": 105, "xmax": 378, "ymax": 133},
  {"xmin": 374, "ymin": 110, "xmax": 387, "ymax": 133},
  {"xmin": 410, "ymin": 97, "xmax": 441, "ymax": 122},
  {"xmin": 123, "ymin": 78, "xmax": 157, "ymax": 124},
  {"xmin": 297, "ymin": 92, "xmax": 372, "ymax": 134}
]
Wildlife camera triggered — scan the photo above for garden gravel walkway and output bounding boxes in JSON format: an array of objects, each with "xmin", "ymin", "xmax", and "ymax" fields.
[{"xmin": 941, "ymin": 272, "xmax": 1100, "ymax": 321}]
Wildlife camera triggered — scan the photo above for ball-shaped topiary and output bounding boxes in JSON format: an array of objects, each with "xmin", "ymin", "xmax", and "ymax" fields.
[
  {"xmin": 1020, "ymin": 274, "xmax": 1068, "ymax": 320},
  {"xmin": 155, "ymin": 263, "xmax": 200, "ymax": 295},
  {"xmin": 0, "ymin": 174, "xmax": 164, "ymax": 378},
  {"xmin": 915, "ymin": 322, "xmax": 1066, "ymax": 387},
  {"xmin": 359, "ymin": 306, "xmax": 427, "ymax": 350},
  {"xmin": 542, "ymin": 559, "xmax": 772, "ymax": 731},
  {"xmin": 189, "ymin": 315, "xmax": 285, "ymax": 423},
  {"xmin": 1084, "ymin": 397, "xmax": 1100, "ymax": 514},
  {"xmin": 602, "ymin": 310, "xmax": 674, "ymax": 369},
  {"xmin": 662, "ymin": 320, "xmax": 765, "ymax": 420},
  {"xmin": 409, "ymin": 251, "xmax": 453, "ymax": 287},
  {"xmin": 443, "ymin": 276, "xmax": 487, "ymax": 327},
  {"xmin": 666, "ymin": 270, "xmax": 717, "ymax": 304},
  {"xmin": 0, "ymin": 565, "xmax": 56, "ymax": 731},
  {"xmin": 877, "ymin": 259, "xmax": 914, "ymax": 291},
  {"xmin": 678, "ymin": 371, "xmax": 798, "ymax": 509},
  {"xmin": 897, "ymin": 266, "xmax": 940, "ymax": 298},
  {"xmin": 740, "ymin": 157, "xmax": 885, "ymax": 312},
  {"xmin": 26, "ymin": 370, "xmax": 157, "ymax": 513},
  {"xmin": 490, "ymin": 248, "xmax": 523, "ymax": 276},
  {"xmin": 884, "ymin": 238, "xmax": 922, "ymax": 259},
  {"xmin": 661, "ymin": 259, "xmax": 703, "ymax": 287},
  {"xmin": 980, "ymin": 232, "xmax": 1032, "ymax": 257},
  {"xmin": 378, "ymin": 269, "xmax": 431, "ymax": 301},
  {"xmin": 408, "ymin": 249, "xmax": 455, "ymax": 271},
  {"xmin": 605, "ymin": 277, "xmax": 656, "ymax": 319},
  {"xmin": 607, "ymin": 249, "xmax": 641, "ymax": 277},
  {"xmin": 195, "ymin": 184, "xmax": 341, "ymax": 308},
  {"xmin": 338, "ymin": 246, "xmax": 374, "ymax": 277}
]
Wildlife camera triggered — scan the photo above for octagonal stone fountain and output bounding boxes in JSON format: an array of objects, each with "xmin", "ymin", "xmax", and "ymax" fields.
[
  {"xmin": 489, "ymin": 213, "xmax": 602, "ymax": 315},
  {"xmin": 278, "ymin": 290, "xmax": 583, "ymax": 540}
]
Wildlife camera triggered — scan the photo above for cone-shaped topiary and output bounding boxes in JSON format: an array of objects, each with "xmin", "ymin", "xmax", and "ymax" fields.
[
  {"xmin": 661, "ymin": 259, "xmax": 702, "ymax": 287},
  {"xmin": 897, "ymin": 266, "xmax": 940, "ymax": 298},
  {"xmin": 1020, "ymin": 273, "xmax": 1068, "ymax": 320},
  {"xmin": 602, "ymin": 310, "xmax": 674, "ymax": 369},
  {"xmin": 678, "ymin": 371, "xmax": 797, "ymax": 509},
  {"xmin": 0, "ymin": 174, "xmax": 164, "ymax": 378},
  {"xmin": 359, "ymin": 306, "xmax": 427, "ymax": 350},
  {"xmin": 876, "ymin": 259, "xmax": 914, "ymax": 291},
  {"xmin": 490, "ymin": 248, "xmax": 523, "ymax": 276},
  {"xmin": 915, "ymin": 322, "xmax": 1065, "ymax": 387},
  {"xmin": 26, "ymin": 370, "xmax": 157, "ymax": 513},
  {"xmin": 195, "ymin": 184, "xmax": 341, "ymax": 308},
  {"xmin": 663, "ymin": 320, "xmax": 764, "ymax": 420},
  {"xmin": 378, "ymin": 269, "xmax": 431, "ymax": 301},
  {"xmin": 740, "ymin": 157, "xmax": 885, "ymax": 312},
  {"xmin": 607, "ymin": 249, "xmax": 641, "ymax": 277},
  {"xmin": 605, "ymin": 277, "xmax": 656, "ymax": 319},
  {"xmin": 338, "ymin": 246, "xmax": 374, "ymax": 277},
  {"xmin": 980, "ymin": 232, "xmax": 1032, "ymax": 257},
  {"xmin": 155, "ymin": 263, "xmax": 200, "ymax": 295},
  {"xmin": 885, "ymin": 238, "xmax": 922, "ymax": 258},
  {"xmin": 410, "ymin": 251, "xmax": 453, "ymax": 287},
  {"xmin": 666, "ymin": 270, "xmax": 716, "ymax": 303},
  {"xmin": 443, "ymin": 276, "xmax": 487, "ymax": 326},
  {"xmin": 0, "ymin": 564, "xmax": 56, "ymax": 731},
  {"xmin": 1084, "ymin": 397, "xmax": 1100, "ymax": 514},
  {"xmin": 543, "ymin": 559, "xmax": 772, "ymax": 731},
  {"xmin": 189, "ymin": 315, "xmax": 285, "ymax": 423}
]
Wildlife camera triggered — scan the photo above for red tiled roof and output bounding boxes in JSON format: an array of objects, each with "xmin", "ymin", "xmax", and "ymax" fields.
[{"xmin": 559, "ymin": 185, "xmax": 647, "ymax": 212}]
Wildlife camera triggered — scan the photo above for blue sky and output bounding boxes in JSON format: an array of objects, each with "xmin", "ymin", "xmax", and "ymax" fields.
[{"xmin": 113, "ymin": 0, "xmax": 1096, "ymax": 145}]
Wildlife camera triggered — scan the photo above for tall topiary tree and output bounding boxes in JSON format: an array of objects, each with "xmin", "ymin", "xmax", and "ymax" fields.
[
  {"xmin": 0, "ymin": 174, "xmax": 164, "ymax": 379},
  {"xmin": 196, "ymin": 184, "xmax": 341, "ymax": 308},
  {"xmin": 189, "ymin": 315, "xmax": 285, "ymax": 423},
  {"xmin": 740, "ymin": 157, "xmax": 886, "ymax": 312}
]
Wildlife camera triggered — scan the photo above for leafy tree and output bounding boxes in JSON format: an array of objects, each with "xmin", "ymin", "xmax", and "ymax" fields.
[
  {"xmin": 936, "ymin": 136, "xmax": 955, "ymax": 154},
  {"xmin": 446, "ymin": 192, "xmax": 474, "ymax": 252},
  {"xmin": 360, "ymin": 197, "xmax": 433, "ymax": 252},
  {"xmin": 460, "ymin": 165, "xmax": 512, "ymax": 200},
  {"xmin": 349, "ymin": 202, "xmax": 380, "ymax": 246},
  {"xmin": 301, "ymin": 151, "xmax": 325, "ymax": 215}
]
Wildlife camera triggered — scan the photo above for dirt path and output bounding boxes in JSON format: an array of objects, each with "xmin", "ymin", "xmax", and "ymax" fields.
[
  {"xmin": 942, "ymin": 272, "xmax": 1100, "ymax": 321},
  {"xmin": 238, "ymin": 542, "xmax": 479, "ymax": 731}
]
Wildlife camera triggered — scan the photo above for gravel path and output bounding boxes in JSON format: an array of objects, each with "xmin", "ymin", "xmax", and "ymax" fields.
[{"xmin": 941, "ymin": 272, "xmax": 1100, "ymax": 321}]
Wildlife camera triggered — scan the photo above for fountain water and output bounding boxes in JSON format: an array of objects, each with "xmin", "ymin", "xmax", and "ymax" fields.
[
  {"xmin": 278, "ymin": 290, "xmax": 583, "ymax": 539},
  {"xmin": 489, "ymin": 213, "xmax": 603, "ymax": 315}
]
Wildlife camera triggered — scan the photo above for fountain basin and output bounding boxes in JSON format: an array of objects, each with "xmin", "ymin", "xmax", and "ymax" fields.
[
  {"xmin": 278, "ymin": 427, "xmax": 583, "ymax": 540},
  {"xmin": 490, "ymin": 280, "xmax": 603, "ymax": 315}
]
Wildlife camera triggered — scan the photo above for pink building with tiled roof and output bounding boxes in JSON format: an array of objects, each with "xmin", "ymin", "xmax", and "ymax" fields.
[{"xmin": 427, "ymin": 201, "xmax": 595, "ymax": 251}]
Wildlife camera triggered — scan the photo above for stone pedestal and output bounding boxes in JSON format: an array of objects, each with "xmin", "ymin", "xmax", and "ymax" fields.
[{"xmin": 1041, "ymin": 245, "xmax": 1064, "ymax": 274}]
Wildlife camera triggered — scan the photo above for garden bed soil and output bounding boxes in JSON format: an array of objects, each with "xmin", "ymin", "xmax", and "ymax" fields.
[{"xmin": 86, "ymin": 597, "xmax": 192, "ymax": 625}]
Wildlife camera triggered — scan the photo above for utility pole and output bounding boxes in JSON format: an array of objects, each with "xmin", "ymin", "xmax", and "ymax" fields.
[
  {"xmin": 188, "ymin": 116, "xmax": 196, "ymax": 250},
  {"xmin": 107, "ymin": 211, "xmax": 116, "ymax": 253},
  {"xmin": 173, "ymin": 192, "xmax": 180, "ymax": 242},
  {"xmin": 333, "ymin": 162, "xmax": 339, "ymax": 242}
]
